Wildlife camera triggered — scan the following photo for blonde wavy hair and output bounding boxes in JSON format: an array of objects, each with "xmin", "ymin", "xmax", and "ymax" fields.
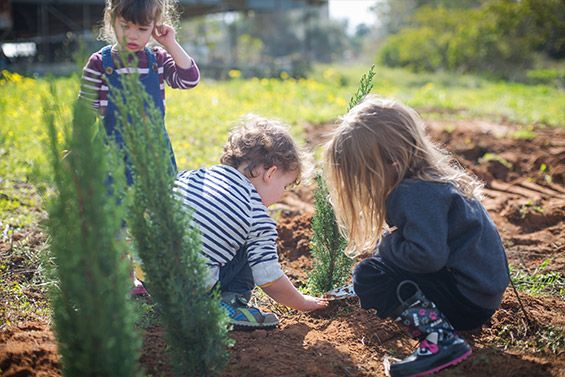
[
  {"xmin": 99, "ymin": 0, "xmax": 179, "ymax": 43},
  {"xmin": 221, "ymin": 114, "xmax": 310, "ymax": 184},
  {"xmin": 324, "ymin": 95, "xmax": 483, "ymax": 256}
]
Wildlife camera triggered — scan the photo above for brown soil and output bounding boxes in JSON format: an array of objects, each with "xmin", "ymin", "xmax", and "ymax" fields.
[{"xmin": 1, "ymin": 120, "xmax": 564, "ymax": 377}]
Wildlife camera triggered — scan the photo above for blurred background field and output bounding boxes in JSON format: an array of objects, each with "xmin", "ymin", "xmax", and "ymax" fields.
[
  {"xmin": 2, "ymin": 64, "xmax": 564, "ymax": 183},
  {"xmin": 1, "ymin": 0, "xmax": 564, "ymax": 189}
]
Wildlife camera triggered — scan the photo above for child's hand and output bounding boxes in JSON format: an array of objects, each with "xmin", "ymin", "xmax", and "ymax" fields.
[
  {"xmin": 152, "ymin": 24, "xmax": 177, "ymax": 49},
  {"xmin": 300, "ymin": 294, "xmax": 329, "ymax": 312}
]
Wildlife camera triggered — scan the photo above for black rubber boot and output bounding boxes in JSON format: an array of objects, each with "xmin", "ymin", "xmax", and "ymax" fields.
[{"xmin": 388, "ymin": 281, "xmax": 472, "ymax": 377}]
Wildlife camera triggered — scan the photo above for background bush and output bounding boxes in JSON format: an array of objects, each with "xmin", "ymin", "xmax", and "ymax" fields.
[{"xmin": 377, "ymin": 0, "xmax": 565, "ymax": 79}]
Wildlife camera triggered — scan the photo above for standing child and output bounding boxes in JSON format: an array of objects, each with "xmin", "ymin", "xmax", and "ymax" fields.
[
  {"xmin": 174, "ymin": 115, "xmax": 328, "ymax": 329},
  {"xmin": 80, "ymin": 0, "xmax": 200, "ymax": 185},
  {"xmin": 79, "ymin": 0, "xmax": 199, "ymax": 295},
  {"xmin": 324, "ymin": 95, "xmax": 509, "ymax": 377}
]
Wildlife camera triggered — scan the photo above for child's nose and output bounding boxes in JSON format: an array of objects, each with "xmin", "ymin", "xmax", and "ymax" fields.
[{"xmin": 126, "ymin": 29, "xmax": 138, "ymax": 40}]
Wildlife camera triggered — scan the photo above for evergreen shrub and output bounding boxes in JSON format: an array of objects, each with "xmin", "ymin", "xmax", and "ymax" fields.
[
  {"xmin": 110, "ymin": 64, "xmax": 231, "ymax": 376},
  {"xmin": 308, "ymin": 66, "xmax": 376, "ymax": 295},
  {"xmin": 45, "ymin": 93, "xmax": 142, "ymax": 377}
]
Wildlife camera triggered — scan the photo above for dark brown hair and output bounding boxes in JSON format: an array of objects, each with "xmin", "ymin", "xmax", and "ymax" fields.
[
  {"xmin": 221, "ymin": 114, "xmax": 307, "ymax": 183},
  {"xmin": 100, "ymin": 0, "xmax": 178, "ymax": 43}
]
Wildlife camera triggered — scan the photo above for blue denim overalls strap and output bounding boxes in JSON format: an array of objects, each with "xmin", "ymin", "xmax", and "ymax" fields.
[{"xmin": 101, "ymin": 45, "xmax": 177, "ymax": 185}]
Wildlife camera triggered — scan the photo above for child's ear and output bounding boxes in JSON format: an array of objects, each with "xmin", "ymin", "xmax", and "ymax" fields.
[{"xmin": 263, "ymin": 166, "xmax": 278, "ymax": 182}]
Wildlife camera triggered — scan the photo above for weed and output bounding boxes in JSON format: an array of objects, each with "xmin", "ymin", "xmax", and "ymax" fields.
[
  {"xmin": 479, "ymin": 152, "xmax": 512, "ymax": 169},
  {"xmin": 133, "ymin": 299, "xmax": 160, "ymax": 330},
  {"xmin": 0, "ymin": 180, "xmax": 44, "ymax": 229},
  {"xmin": 0, "ymin": 229, "xmax": 52, "ymax": 326},
  {"xmin": 496, "ymin": 322, "xmax": 565, "ymax": 355},
  {"xmin": 511, "ymin": 260, "xmax": 565, "ymax": 299},
  {"xmin": 539, "ymin": 163, "xmax": 553, "ymax": 184},
  {"xmin": 2, "ymin": 65, "xmax": 564, "ymax": 187},
  {"xmin": 511, "ymin": 125, "xmax": 537, "ymax": 140}
]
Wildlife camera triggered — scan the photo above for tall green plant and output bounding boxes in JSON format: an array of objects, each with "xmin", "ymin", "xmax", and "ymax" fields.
[
  {"xmin": 111, "ymin": 65, "xmax": 230, "ymax": 376},
  {"xmin": 308, "ymin": 65, "xmax": 376, "ymax": 295},
  {"xmin": 45, "ymin": 93, "xmax": 141, "ymax": 377}
]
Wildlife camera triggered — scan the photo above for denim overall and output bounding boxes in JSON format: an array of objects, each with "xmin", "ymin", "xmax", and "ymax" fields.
[{"xmin": 101, "ymin": 45, "xmax": 177, "ymax": 186}]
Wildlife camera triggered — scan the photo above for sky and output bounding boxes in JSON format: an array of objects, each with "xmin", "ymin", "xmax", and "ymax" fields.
[{"xmin": 328, "ymin": 0, "xmax": 378, "ymax": 32}]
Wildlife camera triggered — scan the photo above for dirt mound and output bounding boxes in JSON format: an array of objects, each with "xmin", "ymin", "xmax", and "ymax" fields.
[
  {"xmin": 277, "ymin": 212, "xmax": 313, "ymax": 262},
  {"xmin": 0, "ymin": 322, "xmax": 60, "ymax": 377}
]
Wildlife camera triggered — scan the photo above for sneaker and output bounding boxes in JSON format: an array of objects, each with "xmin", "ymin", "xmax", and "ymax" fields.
[
  {"xmin": 220, "ymin": 292, "xmax": 279, "ymax": 330},
  {"xmin": 388, "ymin": 332, "xmax": 472, "ymax": 377}
]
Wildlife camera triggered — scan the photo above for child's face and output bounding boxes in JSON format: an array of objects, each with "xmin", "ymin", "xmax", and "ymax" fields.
[
  {"xmin": 251, "ymin": 166, "xmax": 298, "ymax": 207},
  {"xmin": 113, "ymin": 17, "xmax": 155, "ymax": 52}
]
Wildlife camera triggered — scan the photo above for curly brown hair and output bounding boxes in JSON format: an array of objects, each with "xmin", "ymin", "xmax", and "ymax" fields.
[
  {"xmin": 99, "ymin": 0, "xmax": 179, "ymax": 43},
  {"xmin": 220, "ymin": 114, "xmax": 307, "ymax": 184}
]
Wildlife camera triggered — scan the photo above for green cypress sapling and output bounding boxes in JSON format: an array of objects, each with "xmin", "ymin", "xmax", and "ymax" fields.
[
  {"xmin": 45, "ymin": 93, "xmax": 142, "ymax": 377},
  {"xmin": 307, "ymin": 174, "xmax": 350, "ymax": 295},
  {"xmin": 110, "ymin": 65, "xmax": 230, "ymax": 377},
  {"xmin": 308, "ymin": 65, "xmax": 376, "ymax": 296}
]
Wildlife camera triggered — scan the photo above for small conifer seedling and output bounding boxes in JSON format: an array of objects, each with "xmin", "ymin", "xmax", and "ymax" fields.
[
  {"xmin": 110, "ymin": 62, "xmax": 231, "ymax": 376},
  {"xmin": 45, "ymin": 95, "xmax": 142, "ymax": 377},
  {"xmin": 308, "ymin": 65, "xmax": 376, "ymax": 295}
]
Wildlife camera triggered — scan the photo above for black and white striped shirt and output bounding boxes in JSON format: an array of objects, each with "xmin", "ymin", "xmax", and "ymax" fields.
[{"xmin": 174, "ymin": 165, "xmax": 284, "ymax": 288}]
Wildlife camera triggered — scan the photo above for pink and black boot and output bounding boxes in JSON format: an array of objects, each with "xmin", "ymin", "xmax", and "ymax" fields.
[{"xmin": 388, "ymin": 281, "xmax": 472, "ymax": 377}]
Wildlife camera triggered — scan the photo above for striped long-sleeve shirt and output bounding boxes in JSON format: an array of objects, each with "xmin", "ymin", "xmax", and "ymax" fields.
[
  {"xmin": 79, "ymin": 45, "xmax": 200, "ymax": 114},
  {"xmin": 174, "ymin": 165, "xmax": 284, "ymax": 288}
]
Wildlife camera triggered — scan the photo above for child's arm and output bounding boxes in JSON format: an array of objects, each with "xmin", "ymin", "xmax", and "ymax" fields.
[
  {"xmin": 261, "ymin": 275, "xmax": 328, "ymax": 312},
  {"xmin": 152, "ymin": 24, "xmax": 193, "ymax": 69},
  {"xmin": 79, "ymin": 53, "xmax": 105, "ymax": 113}
]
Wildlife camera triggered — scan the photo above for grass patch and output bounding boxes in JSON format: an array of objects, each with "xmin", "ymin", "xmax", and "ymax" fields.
[
  {"xmin": 1, "ymin": 65, "xmax": 563, "ymax": 185},
  {"xmin": 497, "ymin": 323, "xmax": 565, "ymax": 355},
  {"xmin": 511, "ymin": 260, "xmax": 565, "ymax": 299},
  {"xmin": 132, "ymin": 298, "xmax": 161, "ymax": 330},
  {"xmin": 511, "ymin": 128, "xmax": 537, "ymax": 140},
  {"xmin": 0, "ymin": 228, "xmax": 52, "ymax": 327},
  {"xmin": 0, "ymin": 180, "xmax": 44, "ymax": 230},
  {"xmin": 312, "ymin": 65, "xmax": 565, "ymax": 127}
]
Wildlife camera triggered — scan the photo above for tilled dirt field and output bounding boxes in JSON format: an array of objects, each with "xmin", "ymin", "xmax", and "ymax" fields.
[{"xmin": 1, "ymin": 120, "xmax": 563, "ymax": 377}]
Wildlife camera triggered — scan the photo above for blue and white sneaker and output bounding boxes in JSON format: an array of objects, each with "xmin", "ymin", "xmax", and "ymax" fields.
[{"xmin": 220, "ymin": 292, "xmax": 279, "ymax": 330}]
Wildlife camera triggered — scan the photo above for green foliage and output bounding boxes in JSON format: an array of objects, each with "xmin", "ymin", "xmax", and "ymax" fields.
[
  {"xmin": 511, "ymin": 260, "xmax": 565, "ymax": 299},
  {"xmin": 0, "ymin": 233, "xmax": 52, "ymax": 327},
  {"xmin": 111, "ymin": 64, "xmax": 230, "ymax": 376},
  {"xmin": 308, "ymin": 66, "xmax": 375, "ymax": 295},
  {"xmin": 44, "ymin": 93, "xmax": 142, "ymax": 377},
  {"xmin": 479, "ymin": 153, "xmax": 512, "ymax": 169},
  {"xmin": 497, "ymin": 322, "xmax": 565, "ymax": 355},
  {"xmin": 377, "ymin": 0, "xmax": 565, "ymax": 78},
  {"xmin": 1, "ymin": 66, "xmax": 562, "ymax": 193},
  {"xmin": 526, "ymin": 68, "xmax": 565, "ymax": 87},
  {"xmin": 0, "ymin": 181, "xmax": 42, "ymax": 229},
  {"xmin": 307, "ymin": 175, "xmax": 351, "ymax": 295},
  {"xmin": 347, "ymin": 65, "xmax": 376, "ymax": 110}
]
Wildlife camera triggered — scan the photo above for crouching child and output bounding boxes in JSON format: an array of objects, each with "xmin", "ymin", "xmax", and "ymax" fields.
[{"xmin": 174, "ymin": 115, "xmax": 328, "ymax": 329}]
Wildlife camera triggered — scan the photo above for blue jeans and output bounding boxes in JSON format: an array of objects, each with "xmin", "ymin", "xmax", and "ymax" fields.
[
  {"xmin": 353, "ymin": 254, "xmax": 495, "ymax": 331},
  {"xmin": 218, "ymin": 246, "xmax": 254, "ymax": 301}
]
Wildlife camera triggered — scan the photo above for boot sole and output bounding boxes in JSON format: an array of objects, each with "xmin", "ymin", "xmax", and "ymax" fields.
[
  {"xmin": 405, "ymin": 348, "xmax": 472, "ymax": 377},
  {"xmin": 231, "ymin": 322, "xmax": 278, "ymax": 331}
]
